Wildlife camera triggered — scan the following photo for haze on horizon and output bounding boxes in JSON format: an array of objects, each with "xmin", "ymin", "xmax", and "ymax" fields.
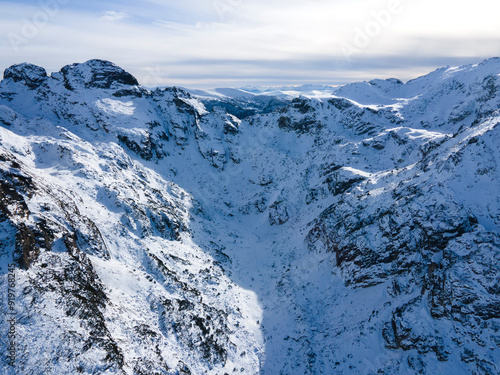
[{"xmin": 1, "ymin": 0, "xmax": 499, "ymax": 89}]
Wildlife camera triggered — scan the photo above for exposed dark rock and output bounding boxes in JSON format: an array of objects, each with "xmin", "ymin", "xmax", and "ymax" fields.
[
  {"xmin": 278, "ymin": 115, "xmax": 319, "ymax": 133},
  {"xmin": 324, "ymin": 170, "xmax": 366, "ymax": 196},
  {"xmin": 328, "ymin": 98, "xmax": 353, "ymax": 111},
  {"xmin": 159, "ymin": 298, "xmax": 231, "ymax": 367},
  {"xmin": 60, "ymin": 59, "xmax": 139, "ymax": 90},
  {"xmin": 308, "ymin": 181, "xmax": 480, "ymax": 288},
  {"xmin": 4, "ymin": 63, "xmax": 48, "ymax": 89},
  {"xmin": 291, "ymin": 98, "xmax": 314, "ymax": 114},
  {"xmin": 118, "ymin": 133, "xmax": 161, "ymax": 161},
  {"xmin": 27, "ymin": 249, "xmax": 124, "ymax": 372},
  {"xmin": 383, "ymin": 297, "xmax": 451, "ymax": 361},
  {"xmin": 112, "ymin": 87, "xmax": 146, "ymax": 98},
  {"xmin": 269, "ymin": 200, "xmax": 289, "ymax": 225}
]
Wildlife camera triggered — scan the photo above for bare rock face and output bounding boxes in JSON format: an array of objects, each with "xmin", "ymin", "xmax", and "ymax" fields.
[
  {"xmin": 277, "ymin": 98, "xmax": 323, "ymax": 134},
  {"xmin": 159, "ymin": 298, "xmax": 231, "ymax": 366},
  {"xmin": 269, "ymin": 200, "xmax": 289, "ymax": 226},
  {"xmin": 59, "ymin": 59, "xmax": 139, "ymax": 90},
  {"xmin": 3, "ymin": 63, "xmax": 48, "ymax": 89},
  {"xmin": 381, "ymin": 229, "xmax": 500, "ymax": 371},
  {"xmin": 0, "ymin": 152, "xmax": 122, "ymax": 372},
  {"xmin": 307, "ymin": 185, "xmax": 479, "ymax": 287}
]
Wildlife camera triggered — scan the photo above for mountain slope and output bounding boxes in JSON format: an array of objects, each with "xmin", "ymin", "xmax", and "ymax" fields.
[{"xmin": 0, "ymin": 58, "xmax": 499, "ymax": 374}]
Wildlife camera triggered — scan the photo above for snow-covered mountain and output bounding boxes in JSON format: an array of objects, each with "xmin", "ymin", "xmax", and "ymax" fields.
[
  {"xmin": 0, "ymin": 58, "xmax": 499, "ymax": 374},
  {"xmin": 189, "ymin": 84, "xmax": 338, "ymax": 100},
  {"xmin": 186, "ymin": 85, "xmax": 337, "ymax": 120},
  {"xmin": 236, "ymin": 84, "xmax": 338, "ymax": 97}
]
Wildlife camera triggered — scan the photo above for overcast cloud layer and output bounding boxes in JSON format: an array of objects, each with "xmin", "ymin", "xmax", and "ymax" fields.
[{"xmin": 1, "ymin": 0, "xmax": 499, "ymax": 88}]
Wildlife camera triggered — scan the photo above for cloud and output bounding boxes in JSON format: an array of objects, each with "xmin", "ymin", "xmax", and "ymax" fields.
[{"xmin": 100, "ymin": 11, "xmax": 128, "ymax": 22}]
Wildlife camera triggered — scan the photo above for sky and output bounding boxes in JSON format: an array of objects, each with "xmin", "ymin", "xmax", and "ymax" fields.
[{"xmin": 1, "ymin": 0, "xmax": 499, "ymax": 88}]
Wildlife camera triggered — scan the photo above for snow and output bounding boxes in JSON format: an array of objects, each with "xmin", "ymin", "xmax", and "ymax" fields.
[{"xmin": 95, "ymin": 99, "xmax": 135, "ymax": 116}]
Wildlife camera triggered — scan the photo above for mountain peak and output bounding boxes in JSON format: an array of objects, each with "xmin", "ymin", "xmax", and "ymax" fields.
[
  {"xmin": 59, "ymin": 59, "xmax": 139, "ymax": 90},
  {"xmin": 3, "ymin": 63, "xmax": 48, "ymax": 89}
]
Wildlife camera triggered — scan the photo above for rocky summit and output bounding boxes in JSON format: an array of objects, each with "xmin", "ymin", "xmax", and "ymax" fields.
[{"xmin": 0, "ymin": 58, "xmax": 499, "ymax": 374}]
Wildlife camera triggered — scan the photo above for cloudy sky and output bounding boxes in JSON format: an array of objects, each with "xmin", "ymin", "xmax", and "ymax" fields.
[{"xmin": 1, "ymin": 0, "xmax": 499, "ymax": 88}]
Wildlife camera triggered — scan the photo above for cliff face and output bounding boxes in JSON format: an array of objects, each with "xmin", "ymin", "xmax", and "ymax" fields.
[{"xmin": 0, "ymin": 58, "xmax": 499, "ymax": 374}]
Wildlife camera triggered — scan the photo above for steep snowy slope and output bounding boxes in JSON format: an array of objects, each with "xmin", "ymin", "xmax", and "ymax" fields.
[{"xmin": 0, "ymin": 58, "xmax": 499, "ymax": 375}]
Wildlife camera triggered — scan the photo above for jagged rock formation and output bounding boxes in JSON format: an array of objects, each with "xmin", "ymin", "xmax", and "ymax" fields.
[{"xmin": 0, "ymin": 58, "xmax": 499, "ymax": 374}]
